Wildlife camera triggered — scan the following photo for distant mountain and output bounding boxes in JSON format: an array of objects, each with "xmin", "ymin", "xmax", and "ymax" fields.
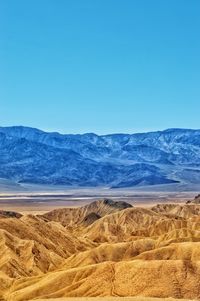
[{"xmin": 0, "ymin": 126, "xmax": 199, "ymax": 187}]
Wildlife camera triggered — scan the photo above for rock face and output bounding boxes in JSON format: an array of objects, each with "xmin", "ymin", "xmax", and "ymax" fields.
[
  {"xmin": 192, "ymin": 194, "xmax": 200, "ymax": 203},
  {"xmin": 0, "ymin": 210, "xmax": 22, "ymax": 219},
  {"xmin": 81, "ymin": 212, "xmax": 101, "ymax": 226},
  {"xmin": 186, "ymin": 194, "xmax": 200, "ymax": 204},
  {"xmin": 1, "ymin": 200, "xmax": 200, "ymax": 300},
  {"xmin": 0, "ymin": 126, "xmax": 200, "ymax": 187},
  {"xmin": 42, "ymin": 199, "xmax": 133, "ymax": 227}
]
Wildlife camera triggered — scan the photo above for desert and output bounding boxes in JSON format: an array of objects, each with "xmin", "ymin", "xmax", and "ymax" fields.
[
  {"xmin": 2, "ymin": 0, "xmax": 200, "ymax": 299},
  {"xmin": 0, "ymin": 194, "xmax": 200, "ymax": 301}
]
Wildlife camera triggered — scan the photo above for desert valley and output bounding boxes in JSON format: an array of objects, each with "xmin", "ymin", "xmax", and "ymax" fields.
[
  {"xmin": 0, "ymin": 127, "xmax": 200, "ymax": 300},
  {"xmin": 0, "ymin": 192, "xmax": 200, "ymax": 301},
  {"xmin": 2, "ymin": 0, "xmax": 200, "ymax": 299}
]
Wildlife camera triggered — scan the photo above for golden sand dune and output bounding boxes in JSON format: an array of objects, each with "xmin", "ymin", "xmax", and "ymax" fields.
[{"xmin": 0, "ymin": 199, "xmax": 200, "ymax": 300}]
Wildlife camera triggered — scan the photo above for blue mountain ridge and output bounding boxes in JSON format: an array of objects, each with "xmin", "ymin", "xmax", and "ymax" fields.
[{"xmin": 0, "ymin": 126, "xmax": 199, "ymax": 187}]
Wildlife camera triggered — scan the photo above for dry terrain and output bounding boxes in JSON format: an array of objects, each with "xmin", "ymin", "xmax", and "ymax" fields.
[
  {"xmin": 0, "ymin": 195, "xmax": 200, "ymax": 301},
  {"xmin": 31, "ymin": 297, "xmax": 197, "ymax": 301}
]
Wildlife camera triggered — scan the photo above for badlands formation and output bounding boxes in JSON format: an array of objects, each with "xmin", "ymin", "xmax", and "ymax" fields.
[{"xmin": 0, "ymin": 198, "xmax": 200, "ymax": 301}]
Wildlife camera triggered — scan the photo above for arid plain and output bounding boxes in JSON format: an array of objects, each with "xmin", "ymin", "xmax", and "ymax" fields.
[{"xmin": 0, "ymin": 188, "xmax": 200, "ymax": 301}]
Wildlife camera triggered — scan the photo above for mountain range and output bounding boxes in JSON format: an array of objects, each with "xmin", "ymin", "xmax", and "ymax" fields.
[{"xmin": 0, "ymin": 126, "xmax": 199, "ymax": 187}]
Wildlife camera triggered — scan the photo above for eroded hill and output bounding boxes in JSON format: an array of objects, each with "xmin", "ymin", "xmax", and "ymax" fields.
[{"xmin": 0, "ymin": 199, "xmax": 200, "ymax": 300}]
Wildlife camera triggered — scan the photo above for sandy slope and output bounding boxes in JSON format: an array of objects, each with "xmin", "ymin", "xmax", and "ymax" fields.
[
  {"xmin": 0, "ymin": 199, "xmax": 200, "ymax": 300},
  {"xmin": 30, "ymin": 297, "xmax": 195, "ymax": 301}
]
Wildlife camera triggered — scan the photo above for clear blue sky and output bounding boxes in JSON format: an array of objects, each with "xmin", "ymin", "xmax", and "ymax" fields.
[{"xmin": 0, "ymin": 0, "xmax": 200, "ymax": 134}]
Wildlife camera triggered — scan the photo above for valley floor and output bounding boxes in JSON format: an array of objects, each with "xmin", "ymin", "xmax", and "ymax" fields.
[{"xmin": 0, "ymin": 186, "xmax": 197, "ymax": 214}]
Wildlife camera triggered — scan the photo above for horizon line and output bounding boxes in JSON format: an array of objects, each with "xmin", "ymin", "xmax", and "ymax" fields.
[{"xmin": 0, "ymin": 125, "xmax": 200, "ymax": 136}]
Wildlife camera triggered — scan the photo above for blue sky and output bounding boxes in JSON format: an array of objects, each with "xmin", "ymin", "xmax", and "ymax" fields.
[{"xmin": 0, "ymin": 0, "xmax": 200, "ymax": 134}]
